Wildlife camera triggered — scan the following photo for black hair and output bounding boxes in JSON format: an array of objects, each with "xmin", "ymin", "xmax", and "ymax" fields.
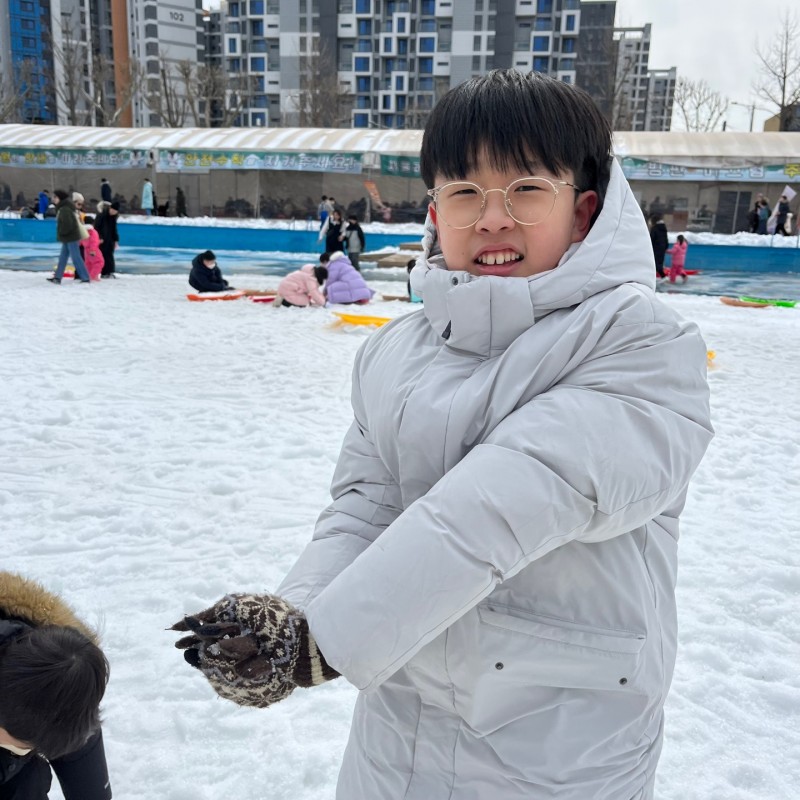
[
  {"xmin": 347, "ymin": 215, "xmax": 359, "ymax": 222},
  {"xmin": 319, "ymin": 252, "xmax": 331, "ymax": 264},
  {"xmin": 53, "ymin": 189, "xmax": 69, "ymax": 201},
  {"xmin": 406, "ymin": 258, "xmax": 416, "ymax": 273},
  {"xmin": 201, "ymin": 250, "xmax": 216, "ymax": 261},
  {"xmin": 676, "ymin": 234, "xmax": 686, "ymax": 244},
  {"xmin": 313, "ymin": 266, "xmax": 328, "ymax": 285},
  {"xmin": 420, "ymin": 69, "xmax": 612, "ymax": 217},
  {"xmin": 321, "ymin": 195, "xmax": 327, "ymax": 200},
  {"xmin": 84, "ymin": 215, "xmax": 95, "ymax": 226},
  {"xmin": 0, "ymin": 626, "xmax": 109, "ymax": 760},
  {"xmin": 649, "ymin": 212, "xmax": 663, "ymax": 224}
]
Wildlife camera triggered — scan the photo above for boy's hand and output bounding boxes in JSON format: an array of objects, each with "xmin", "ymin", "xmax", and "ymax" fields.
[{"xmin": 171, "ymin": 594, "xmax": 338, "ymax": 708}]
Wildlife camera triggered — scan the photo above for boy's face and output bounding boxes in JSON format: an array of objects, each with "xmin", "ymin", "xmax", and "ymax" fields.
[
  {"xmin": 203, "ymin": 259, "xmax": 216, "ymax": 269},
  {"xmin": 429, "ymin": 156, "xmax": 597, "ymax": 278}
]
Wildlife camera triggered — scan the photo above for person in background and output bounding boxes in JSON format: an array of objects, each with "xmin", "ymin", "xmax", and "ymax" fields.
[
  {"xmin": 667, "ymin": 234, "xmax": 689, "ymax": 283},
  {"xmin": 317, "ymin": 195, "xmax": 332, "ymax": 228},
  {"xmin": 0, "ymin": 571, "xmax": 111, "ymax": 800},
  {"xmin": 318, "ymin": 209, "xmax": 344, "ymax": 254},
  {"xmin": 320, "ymin": 250, "xmax": 373, "ymax": 305},
  {"xmin": 72, "ymin": 193, "xmax": 86, "ymax": 222},
  {"xmin": 100, "ymin": 178, "xmax": 112, "ymax": 204},
  {"xmin": 775, "ymin": 194, "xmax": 791, "ymax": 235},
  {"xmin": 47, "ymin": 189, "xmax": 91, "ymax": 284},
  {"xmin": 406, "ymin": 258, "xmax": 422, "ymax": 303},
  {"xmin": 141, "ymin": 179, "xmax": 154, "ymax": 216},
  {"xmin": 757, "ymin": 199, "xmax": 770, "ymax": 234},
  {"xmin": 274, "ymin": 264, "xmax": 328, "ymax": 308},
  {"xmin": 649, "ymin": 211, "xmax": 668, "ymax": 278},
  {"xmin": 37, "ymin": 189, "xmax": 50, "ymax": 218},
  {"xmin": 94, "ymin": 201, "xmax": 120, "ymax": 279},
  {"xmin": 188, "ymin": 250, "xmax": 235, "ymax": 293},
  {"xmin": 80, "ymin": 216, "xmax": 105, "ymax": 281},
  {"xmin": 342, "ymin": 215, "xmax": 366, "ymax": 270},
  {"xmin": 176, "ymin": 187, "xmax": 187, "ymax": 218}
]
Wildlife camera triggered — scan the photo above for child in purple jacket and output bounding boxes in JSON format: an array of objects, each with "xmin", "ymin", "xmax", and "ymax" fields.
[{"xmin": 320, "ymin": 251, "xmax": 373, "ymax": 305}]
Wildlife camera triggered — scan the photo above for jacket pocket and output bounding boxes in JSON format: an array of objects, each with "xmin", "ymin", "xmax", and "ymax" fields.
[
  {"xmin": 477, "ymin": 604, "xmax": 646, "ymax": 691},
  {"xmin": 447, "ymin": 604, "xmax": 648, "ymax": 735}
]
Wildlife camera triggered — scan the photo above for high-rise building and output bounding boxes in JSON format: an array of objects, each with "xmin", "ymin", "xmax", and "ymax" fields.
[
  {"xmin": 575, "ymin": 1, "xmax": 616, "ymax": 120},
  {"xmin": 219, "ymin": 0, "xmax": 586, "ymax": 130},
  {"xmin": 128, "ymin": 0, "xmax": 206, "ymax": 127},
  {"xmin": 0, "ymin": 0, "xmax": 58, "ymax": 123}
]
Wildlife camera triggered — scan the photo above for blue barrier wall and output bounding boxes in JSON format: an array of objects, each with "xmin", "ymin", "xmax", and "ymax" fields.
[
  {"xmin": 0, "ymin": 218, "xmax": 416, "ymax": 252},
  {"xmin": 2, "ymin": 218, "xmax": 799, "ymax": 272}
]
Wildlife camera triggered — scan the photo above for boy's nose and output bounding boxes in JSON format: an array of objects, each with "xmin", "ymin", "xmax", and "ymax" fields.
[{"xmin": 477, "ymin": 189, "xmax": 514, "ymax": 232}]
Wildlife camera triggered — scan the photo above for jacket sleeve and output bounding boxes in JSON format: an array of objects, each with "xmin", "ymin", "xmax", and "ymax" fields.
[
  {"xmin": 51, "ymin": 730, "xmax": 112, "ymax": 800},
  {"xmin": 317, "ymin": 217, "xmax": 329, "ymax": 242},
  {"xmin": 304, "ymin": 314, "xmax": 713, "ymax": 691},
  {"xmin": 305, "ymin": 275, "xmax": 326, "ymax": 307},
  {"xmin": 277, "ymin": 347, "xmax": 403, "ymax": 609}
]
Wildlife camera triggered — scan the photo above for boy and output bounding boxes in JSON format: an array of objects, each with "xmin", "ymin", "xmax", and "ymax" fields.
[
  {"xmin": 174, "ymin": 71, "xmax": 713, "ymax": 799},
  {"xmin": 0, "ymin": 572, "xmax": 111, "ymax": 800},
  {"xmin": 188, "ymin": 250, "xmax": 235, "ymax": 293}
]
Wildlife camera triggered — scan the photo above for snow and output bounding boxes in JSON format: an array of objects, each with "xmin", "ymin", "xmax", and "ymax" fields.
[{"xmin": 2, "ymin": 271, "xmax": 799, "ymax": 800}]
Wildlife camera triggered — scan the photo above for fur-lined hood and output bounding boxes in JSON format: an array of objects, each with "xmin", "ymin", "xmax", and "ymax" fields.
[{"xmin": 0, "ymin": 572, "xmax": 97, "ymax": 644}]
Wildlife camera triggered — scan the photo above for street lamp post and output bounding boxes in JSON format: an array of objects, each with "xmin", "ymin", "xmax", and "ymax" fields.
[{"xmin": 730, "ymin": 100, "xmax": 773, "ymax": 132}]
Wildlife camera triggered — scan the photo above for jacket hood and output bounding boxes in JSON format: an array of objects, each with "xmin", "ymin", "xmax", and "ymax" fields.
[
  {"xmin": 0, "ymin": 572, "xmax": 98, "ymax": 644},
  {"xmin": 410, "ymin": 160, "xmax": 656, "ymax": 351}
]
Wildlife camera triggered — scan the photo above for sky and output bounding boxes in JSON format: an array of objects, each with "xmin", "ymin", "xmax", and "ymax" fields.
[
  {"xmin": 2, "ymin": 261, "xmax": 799, "ymax": 799},
  {"xmin": 615, "ymin": 0, "xmax": 791, "ymax": 131}
]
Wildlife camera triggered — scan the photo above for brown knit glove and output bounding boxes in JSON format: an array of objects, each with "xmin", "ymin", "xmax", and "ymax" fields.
[{"xmin": 171, "ymin": 594, "xmax": 338, "ymax": 708}]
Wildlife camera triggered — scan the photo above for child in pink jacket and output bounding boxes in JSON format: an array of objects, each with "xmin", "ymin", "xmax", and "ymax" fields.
[
  {"xmin": 667, "ymin": 234, "xmax": 688, "ymax": 283},
  {"xmin": 275, "ymin": 264, "xmax": 327, "ymax": 307},
  {"xmin": 81, "ymin": 217, "xmax": 105, "ymax": 281}
]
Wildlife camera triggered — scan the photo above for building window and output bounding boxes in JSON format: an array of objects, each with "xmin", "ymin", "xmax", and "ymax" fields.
[
  {"xmin": 536, "ymin": 0, "xmax": 552, "ymax": 12},
  {"xmin": 532, "ymin": 36, "xmax": 549, "ymax": 52},
  {"xmin": 421, "ymin": 0, "xmax": 435, "ymax": 14},
  {"xmin": 561, "ymin": 74, "xmax": 571, "ymax": 84},
  {"xmin": 356, "ymin": 76, "xmax": 370, "ymax": 91},
  {"xmin": 533, "ymin": 56, "xmax": 549, "ymax": 72},
  {"xmin": 229, "ymin": 58, "xmax": 241, "ymax": 70},
  {"xmin": 398, "ymin": 39, "xmax": 408, "ymax": 54},
  {"xmin": 251, "ymin": 20, "xmax": 264, "ymax": 36},
  {"xmin": 418, "ymin": 76, "xmax": 433, "ymax": 90},
  {"xmin": 355, "ymin": 56, "xmax": 370, "ymax": 70},
  {"xmin": 562, "ymin": 38, "xmax": 575, "ymax": 53},
  {"xmin": 419, "ymin": 57, "xmax": 433, "ymax": 73},
  {"xmin": 395, "ymin": 75, "xmax": 404, "ymax": 90},
  {"xmin": 354, "ymin": 113, "xmax": 369, "ymax": 127},
  {"xmin": 472, "ymin": 55, "xmax": 481, "ymax": 72},
  {"xmin": 228, "ymin": 38, "xmax": 238, "ymax": 53},
  {"xmin": 419, "ymin": 36, "xmax": 435, "ymax": 52},
  {"xmin": 534, "ymin": 18, "xmax": 551, "ymax": 30},
  {"xmin": 251, "ymin": 56, "xmax": 265, "ymax": 70},
  {"xmin": 357, "ymin": 19, "xmax": 372, "ymax": 34},
  {"xmin": 564, "ymin": 14, "xmax": 576, "ymax": 32},
  {"xmin": 251, "ymin": 0, "xmax": 265, "ymax": 12},
  {"xmin": 473, "ymin": 35, "xmax": 481, "ymax": 50},
  {"xmin": 356, "ymin": 0, "xmax": 371, "ymax": 12},
  {"xmin": 397, "ymin": 17, "xmax": 406, "ymax": 33},
  {"xmin": 229, "ymin": 2, "xmax": 239, "ymax": 16}
]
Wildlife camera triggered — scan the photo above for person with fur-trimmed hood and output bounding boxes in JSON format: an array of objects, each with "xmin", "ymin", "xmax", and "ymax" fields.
[{"xmin": 0, "ymin": 572, "xmax": 111, "ymax": 800}]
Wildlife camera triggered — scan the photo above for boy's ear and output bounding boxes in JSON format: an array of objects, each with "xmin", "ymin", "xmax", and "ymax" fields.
[
  {"xmin": 571, "ymin": 191, "xmax": 599, "ymax": 243},
  {"xmin": 428, "ymin": 203, "xmax": 438, "ymax": 227}
]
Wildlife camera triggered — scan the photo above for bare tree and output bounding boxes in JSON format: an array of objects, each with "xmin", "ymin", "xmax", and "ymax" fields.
[
  {"xmin": 754, "ymin": 11, "xmax": 800, "ymax": 130},
  {"xmin": 293, "ymin": 38, "xmax": 351, "ymax": 127},
  {"xmin": 143, "ymin": 54, "xmax": 192, "ymax": 127},
  {"xmin": 48, "ymin": 26, "xmax": 92, "ymax": 125},
  {"xmin": 673, "ymin": 77, "xmax": 729, "ymax": 132},
  {"xmin": 85, "ymin": 55, "xmax": 143, "ymax": 127},
  {"xmin": 0, "ymin": 60, "xmax": 36, "ymax": 122},
  {"xmin": 176, "ymin": 60, "xmax": 253, "ymax": 127}
]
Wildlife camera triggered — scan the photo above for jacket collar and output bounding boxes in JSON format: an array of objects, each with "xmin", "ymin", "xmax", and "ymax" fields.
[{"xmin": 410, "ymin": 160, "xmax": 655, "ymax": 357}]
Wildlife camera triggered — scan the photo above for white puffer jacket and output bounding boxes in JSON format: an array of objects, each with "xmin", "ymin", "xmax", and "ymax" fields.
[{"xmin": 278, "ymin": 161, "xmax": 713, "ymax": 800}]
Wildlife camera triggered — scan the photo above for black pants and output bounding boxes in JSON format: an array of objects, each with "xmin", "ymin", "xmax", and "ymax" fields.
[
  {"xmin": 99, "ymin": 243, "xmax": 115, "ymax": 276},
  {"xmin": 0, "ymin": 756, "xmax": 51, "ymax": 800}
]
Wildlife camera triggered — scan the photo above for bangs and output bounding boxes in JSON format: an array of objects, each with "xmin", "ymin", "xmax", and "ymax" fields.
[{"xmin": 421, "ymin": 70, "xmax": 612, "ymax": 203}]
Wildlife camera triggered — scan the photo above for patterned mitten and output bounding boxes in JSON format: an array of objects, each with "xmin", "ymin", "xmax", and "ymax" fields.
[{"xmin": 171, "ymin": 594, "xmax": 338, "ymax": 708}]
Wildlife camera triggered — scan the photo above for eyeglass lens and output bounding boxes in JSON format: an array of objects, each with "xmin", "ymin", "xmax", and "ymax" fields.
[{"xmin": 435, "ymin": 177, "xmax": 559, "ymax": 228}]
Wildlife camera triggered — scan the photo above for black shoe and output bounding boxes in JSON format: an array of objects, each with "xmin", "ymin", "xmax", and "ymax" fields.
[
  {"xmin": 77, "ymin": 279, "xmax": 91, "ymax": 283},
  {"xmin": 46, "ymin": 277, "xmax": 61, "ymax": 284}
]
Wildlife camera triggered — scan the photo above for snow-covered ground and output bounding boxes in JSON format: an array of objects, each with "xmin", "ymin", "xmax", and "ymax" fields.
[{"xmin": 3, "ymin": 271, "xmax": 799, "ymax": 799}]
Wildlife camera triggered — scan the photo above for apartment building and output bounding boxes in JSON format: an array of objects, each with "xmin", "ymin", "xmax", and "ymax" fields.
[
  {"xmin": 0, "ymin": 0, "xmax": 58, "ymax": 123},
  {"xmin": 218, "ymin": 0, "xmax": 584, "ymax": 129}
]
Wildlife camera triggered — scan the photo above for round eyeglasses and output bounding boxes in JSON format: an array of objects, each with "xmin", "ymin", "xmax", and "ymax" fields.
[{"xmin": 426, "ymin": 176, "xmax": 583, "ymax": 229}]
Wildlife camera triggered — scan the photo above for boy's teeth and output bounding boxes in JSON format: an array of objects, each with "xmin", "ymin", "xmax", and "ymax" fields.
[{"xmin": 478, "ymin": 251, "xmax": 520, "ymax": 265}]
